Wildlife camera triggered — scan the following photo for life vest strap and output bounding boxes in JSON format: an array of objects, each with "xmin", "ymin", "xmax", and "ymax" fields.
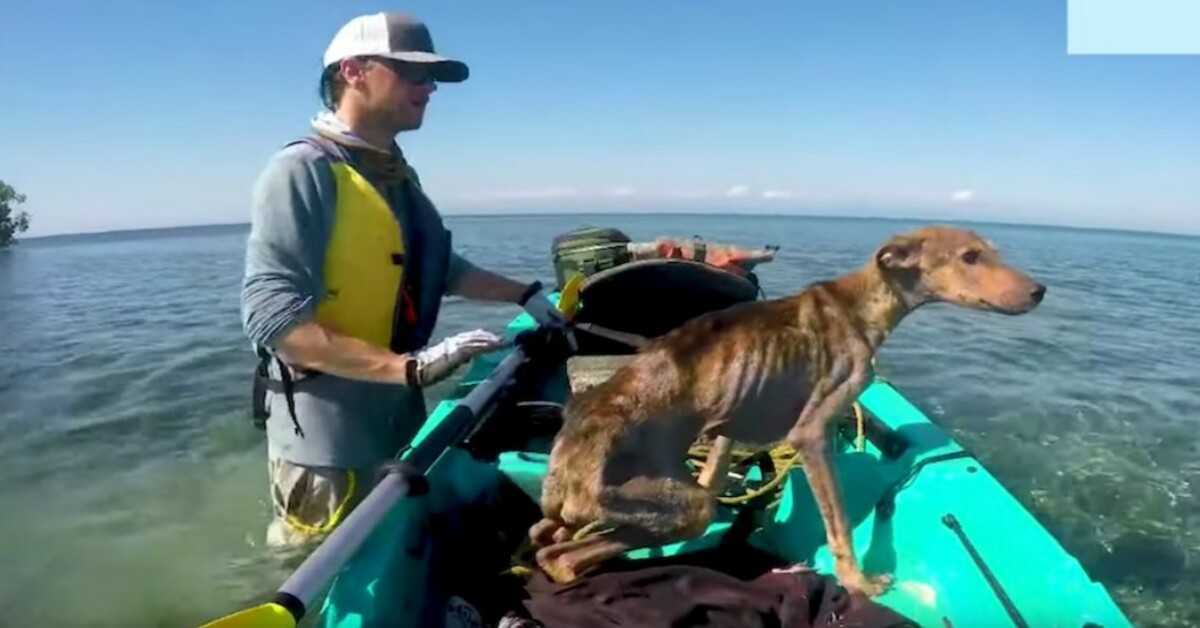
[{"xmin": 253, "ymin": 348, "xmax": 309, "ymax": 438}]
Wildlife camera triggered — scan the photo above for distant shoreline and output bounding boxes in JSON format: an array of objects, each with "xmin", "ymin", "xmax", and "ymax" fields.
[{"xmin": 21, "ymin": 212, "xmax": 1199, "ymax": 243}]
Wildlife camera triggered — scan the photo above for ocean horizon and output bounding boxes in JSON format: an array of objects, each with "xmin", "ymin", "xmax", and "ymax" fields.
[{"xmin": 19, "ymin": 210, "xmax": 1200, "ymax": 244}]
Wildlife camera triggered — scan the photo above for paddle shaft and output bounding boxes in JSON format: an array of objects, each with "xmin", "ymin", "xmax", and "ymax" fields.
[
  {"xmin": 573, "ymin": 322, "xmax": 650, "ymax": 349},
  {"xmin": 276, "ymin": 348, "xmax": 527, "ymax": 617}
]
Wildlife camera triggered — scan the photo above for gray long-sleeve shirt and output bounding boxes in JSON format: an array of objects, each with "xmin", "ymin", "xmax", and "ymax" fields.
[{"xmin": 241, "ymin": 141, "xmax": 468, "ymax": 468}]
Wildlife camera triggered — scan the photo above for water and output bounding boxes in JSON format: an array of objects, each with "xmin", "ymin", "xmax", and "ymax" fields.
[{"xmin": 1, "ymin": 215, "xmax": 1197, "ymax": 627}]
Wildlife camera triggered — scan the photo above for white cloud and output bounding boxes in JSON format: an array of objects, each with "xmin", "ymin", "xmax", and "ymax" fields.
[
  {"xmin": 663, "ymin": 189, "xmax": 712, "ymax": 200},
  {"xmin": 762, "ymin": 189, "xmax": 794, "ymax": 199},
  {"xmin": 725, "ymin": 185, "xmax": 751, "ymax": 198},
  {"xmin": 512, "ymin": 186, "xmax": 579, "ymax": 199},
  {"xmin": 608, "ymin": 186, "xmax": 636, "ymax": 197},
  {"xmin": 951, "ymin": 189, "xmax": 976, "ymax": 203}
]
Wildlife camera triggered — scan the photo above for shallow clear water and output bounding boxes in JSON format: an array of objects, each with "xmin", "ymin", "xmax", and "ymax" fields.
[{"xmin": 1, "ymin": 215, "xmax": 1196, "ymax": 627}]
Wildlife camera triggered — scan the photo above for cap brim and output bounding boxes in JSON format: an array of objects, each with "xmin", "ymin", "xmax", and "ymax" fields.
[{"xmin": 377, "ymin": 51, "xmax": 469, "ymax": 82}]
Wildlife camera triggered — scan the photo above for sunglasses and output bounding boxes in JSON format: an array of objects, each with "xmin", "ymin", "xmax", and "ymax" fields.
[{"xmin": 367, "ymin": 57, "xmax": 438, "ymax": 85}]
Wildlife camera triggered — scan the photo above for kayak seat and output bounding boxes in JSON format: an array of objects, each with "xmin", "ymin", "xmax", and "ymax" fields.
[
  {"xmin": 565, "ymin": 354, "xmax": 633, "ymax": 394},
  {"xmin": 574, "ymin": 259, "xmax": 759, "ymax": 354}
]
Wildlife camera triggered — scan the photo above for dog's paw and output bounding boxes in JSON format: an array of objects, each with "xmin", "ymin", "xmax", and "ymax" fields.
[
  {"xmin": 535, "ymin": 546, "xmax": 582, "ymax": 584},
  {"xmin": 838, "ymin": 570, "xmax": 893, "ymax": 597},
  {"xmin": 528, "ymin": 518, "xmax": 562, "ymax": 547}
]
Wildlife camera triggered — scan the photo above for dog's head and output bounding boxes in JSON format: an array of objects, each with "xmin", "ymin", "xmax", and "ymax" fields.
[{"xmin": 874, "ymin": 226, "xmax": 1045, "ymax": 314}]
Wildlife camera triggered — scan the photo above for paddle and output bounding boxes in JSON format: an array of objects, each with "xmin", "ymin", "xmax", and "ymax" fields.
[
  {"xmin": 201, "ymin": 344, "xmax": 532, "ymax": 628},
  {"xmin": 557, "ymin": 273, "xmax": 584, "ymax": 320}
]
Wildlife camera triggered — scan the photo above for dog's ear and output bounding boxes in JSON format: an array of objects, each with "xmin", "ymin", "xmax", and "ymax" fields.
[{"xmin": 876, "ymin": 236, "xmax": 922, "ymax": 270}]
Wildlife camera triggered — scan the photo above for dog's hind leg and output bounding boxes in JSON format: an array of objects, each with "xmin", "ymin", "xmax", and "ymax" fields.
[
  {"xmin": 530, "ymin": 460, "xmax": 574, "ymax": 547},
  {"xmin": 536, "ymin": 476, "xmax": 717, "ymax": 583},
  {"xmin": 598, "ymin": 476, "xmax": 717, "ymax": 539},
  {"xmin": 534, "ymin": 527, "xmax": 647, "ymax": 583},
  {"xmin": 528, "ymin": 518, "xmax": 562, "ymax": 547}
]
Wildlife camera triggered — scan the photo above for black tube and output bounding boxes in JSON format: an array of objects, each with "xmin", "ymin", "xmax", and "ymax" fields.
[
  {"xmin": 942, "ymin": 514, "xmax": 1029, "ymax": 628},
  {"xmin": 875, "ymin": 451, "xmax": 972, "ymax": 520},
  {"xmin": 271, "ymin": 591, "xmax": 305, "ymax": 623}
]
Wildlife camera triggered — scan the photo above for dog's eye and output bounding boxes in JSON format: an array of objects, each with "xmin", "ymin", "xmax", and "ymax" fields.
[{"xmin": 961, "ymin": 250, "xmax": 980, "ymax": 265}]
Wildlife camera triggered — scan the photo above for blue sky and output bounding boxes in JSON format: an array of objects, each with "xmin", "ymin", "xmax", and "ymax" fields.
[{"xmin": 2, "ymin": 1, "xmax": 1197, "ymax": 236}]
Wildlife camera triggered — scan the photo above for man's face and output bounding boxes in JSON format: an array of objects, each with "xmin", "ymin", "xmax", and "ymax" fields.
[{"xmin": 355, "ymin": 58, "xmax": 438, "ymax": 131}]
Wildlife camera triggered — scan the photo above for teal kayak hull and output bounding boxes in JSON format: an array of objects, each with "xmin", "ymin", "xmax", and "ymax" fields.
[{"xmin": 319, "ymin": 313, "xmax": 1130, "ymax": 627}]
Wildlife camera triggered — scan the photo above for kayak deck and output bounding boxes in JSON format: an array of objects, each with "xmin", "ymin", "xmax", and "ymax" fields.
[{"xmin": 320, "ymin": 316, "xmax": 1130, "ymax": 627}]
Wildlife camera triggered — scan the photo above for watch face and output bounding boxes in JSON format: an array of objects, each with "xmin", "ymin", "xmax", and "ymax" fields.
[{"xmin": 444, "ymin": 595, "xmax": 483, "ymax": 628}]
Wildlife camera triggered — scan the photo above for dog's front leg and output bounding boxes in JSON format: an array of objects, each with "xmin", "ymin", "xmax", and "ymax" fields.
[{"xmin": 785, "ymin": 369, "xmax": 892, "ymax": 597}]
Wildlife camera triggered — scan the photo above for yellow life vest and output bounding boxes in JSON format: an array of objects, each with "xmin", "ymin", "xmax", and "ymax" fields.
[{"xmin": 314, "ymin": 162, "xmax": 406, "ymax": 349}]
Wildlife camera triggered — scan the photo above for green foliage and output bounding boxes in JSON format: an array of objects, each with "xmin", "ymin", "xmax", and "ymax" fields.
[{"xmin": 0, "ymin": 180, "xmax": 31, "ymax": 248}]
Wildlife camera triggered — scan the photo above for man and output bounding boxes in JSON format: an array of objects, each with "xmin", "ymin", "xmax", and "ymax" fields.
[{"xmin": 241, "ymin": 12, "xmax": 561, "ymax": 547}]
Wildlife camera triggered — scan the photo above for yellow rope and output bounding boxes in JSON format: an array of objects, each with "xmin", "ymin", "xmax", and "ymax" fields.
[
  {"xmin": 853, "ymin": 401, "xmax": 866, "ymax": 452},
  {"xmin": 716, "ymin": 447, "xmax": 803, "ymax": 505},
  {"xmin": 688, "ymin": 403, "xmax": 867, "ymax": 506},
  {"xmin": 686, "ymin": 442, "xmax": 804, "ymax": 506},
  {"xmin": 284, "ymin": 469, "xmax": 358, "ymax": 536},
  {"xmin": 500, "ymin": 565, "xmax": 535, "ymax": 578}
]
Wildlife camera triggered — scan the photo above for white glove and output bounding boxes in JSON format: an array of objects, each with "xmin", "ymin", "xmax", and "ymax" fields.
[
  {"xmin": 519, "ymin": 282, "xmax": 566, "ymax": 326},
  {"xmin": 407, "ymin": 329, "xmax": 507, "ymax": 387}
]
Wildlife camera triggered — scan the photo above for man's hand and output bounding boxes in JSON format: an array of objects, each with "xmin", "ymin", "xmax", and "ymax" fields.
[
  {"xmin": 407, "ymin": 329, "xmax": 508, "ymax": 387},
  {"xmin": 519, "ymin": 282, "xmax": 577, "ymax": 352},
  {"xmin": 275, "ymin": 322, "xmax": 506, "ymax": 387},
  {"xmin": 519, "ymin": 281, "xmax": 566, "ymax": 326}
]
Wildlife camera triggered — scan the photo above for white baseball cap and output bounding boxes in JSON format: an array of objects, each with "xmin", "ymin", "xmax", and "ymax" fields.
[{"xmin": 323, "ymin": 12, "xmax": 469, "ymax": 82}]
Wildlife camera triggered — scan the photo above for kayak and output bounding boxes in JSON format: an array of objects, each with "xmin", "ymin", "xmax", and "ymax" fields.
[{"xmin": 207, "ymin": 238, "xmax": 1131, "ymax": 628}]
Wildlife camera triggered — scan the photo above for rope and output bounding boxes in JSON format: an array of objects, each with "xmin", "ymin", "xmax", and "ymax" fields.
[
  {"xmin": 284, "ymin": 469, "xmax": 357, "ymax": 536},
  {"xmin": 686, "ymin": 442, "xmax": 802, "ymax": 506},
  {"xmin": 500, "ymin": 565, "xmax": 535, "ymax": 578},
  {"xmin": 718, "ymin": 447, "xmax": 802, "ymax": 505},
  {"xmin": 687, "ymin": 402, "xmax": 868, "ymax": 505},
  {"xmin": 853, "ymin": 401, "xmax": 867, "ymax": 452}
]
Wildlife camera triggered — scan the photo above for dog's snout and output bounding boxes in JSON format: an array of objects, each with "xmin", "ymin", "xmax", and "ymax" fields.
[{"xmin": 1031, "ymin": 284, "xmax": 1046, "ymax": 304}]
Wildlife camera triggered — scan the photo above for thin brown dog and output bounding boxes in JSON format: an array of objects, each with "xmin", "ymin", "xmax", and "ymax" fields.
[{"xmin": 530, "ymin": 226, "xmax": 1045, "ymax": 595}]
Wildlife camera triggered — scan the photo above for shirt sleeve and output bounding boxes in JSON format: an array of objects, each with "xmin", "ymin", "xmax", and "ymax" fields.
[
  {"xmin": 241, "ymin": 143, "xmax": 337, "ymax": 348},
  {"xmin": 444, "ymin": 249, "xmax": 480, "ymax": 296}
]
